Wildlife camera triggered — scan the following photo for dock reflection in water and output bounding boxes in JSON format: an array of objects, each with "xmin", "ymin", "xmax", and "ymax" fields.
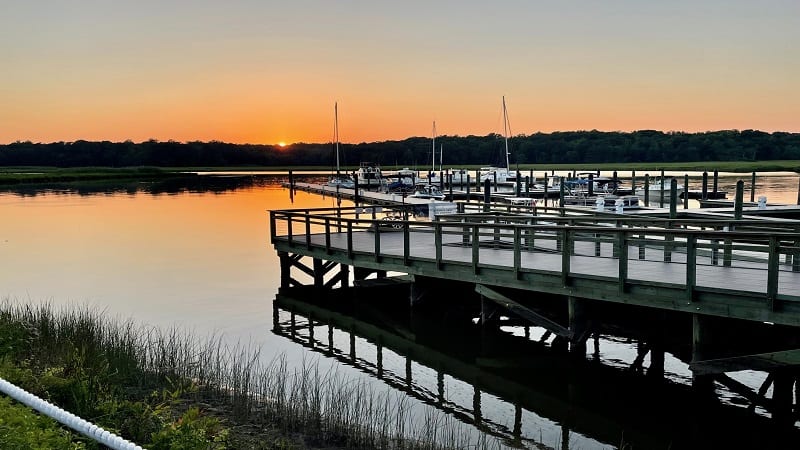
[{"xmin": 273, "ymin": 285, "xmax": 797, "ymax": 449}]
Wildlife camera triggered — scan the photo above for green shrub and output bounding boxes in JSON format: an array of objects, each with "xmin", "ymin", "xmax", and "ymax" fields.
[{"xmin": 0, "ymin": 396, "xmax": 85, "ymax": 449}]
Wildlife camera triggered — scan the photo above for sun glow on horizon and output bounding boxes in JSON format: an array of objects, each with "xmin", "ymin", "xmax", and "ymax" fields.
[{"xmin": 278, "ymin": 142, "xmax": 287, "ymax": 147}]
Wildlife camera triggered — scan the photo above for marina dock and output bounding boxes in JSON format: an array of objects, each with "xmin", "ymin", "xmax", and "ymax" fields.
[{"xmin": 270, "ymin": 177, "xmax": 800, "ymax": 426}]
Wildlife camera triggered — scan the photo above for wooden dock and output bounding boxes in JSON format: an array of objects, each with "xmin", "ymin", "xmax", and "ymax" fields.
[{"xmin": 270, "ymin": 203, "xmax": 800, "ymax": 424}]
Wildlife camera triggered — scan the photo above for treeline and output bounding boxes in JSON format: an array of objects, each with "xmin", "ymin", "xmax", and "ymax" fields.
[{"xmin": 2, "ymin": 130, "xmax": 799, "ymax": 168}]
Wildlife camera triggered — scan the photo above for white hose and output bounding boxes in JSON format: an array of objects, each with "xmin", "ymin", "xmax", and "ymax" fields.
[{"xmin": 0, "ymin": 377, "xmax": 145, "ymax": 450}]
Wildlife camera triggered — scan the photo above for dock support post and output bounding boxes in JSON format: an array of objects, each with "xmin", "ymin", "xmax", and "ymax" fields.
[
  {"xmin": 660, "ymin": 170, "xmax": 665, "ymax": 205},
  {"xmin": 480, "ymin": 295, "xmax": 500, "ymax": 328},
  {"xmin": 588, "ymin": 173, "xmax": 594, "ymax": 196},
  {"xmin": 466, "ymin": 174, "xmax": 471, "ymax": 201},
  {"xmin": 750, "ymin": 171, "xmax": 756, "ymax": 203},
  {"xmin": 568, "ymin": 297, "xmax": 588, "ymax": 358},
  {"xmin": 631, "ymin": 170, "xmax": 636, "ymax": 193},
  {"xmin": 691, "ymin": 314, "xmax": 717, "ymax": 397},
  {"xmin": 279, "ymin": 251, "xmax": 291, "ymax": 288},
  {"xmin": 493, "ymin": 171, "xmax": 497, "ymax": 192},
  {"xmin": 524, "ymin": 176, "xmax": 530, "ymax": 194},
  {"xmin": 649, "ymin": 347, "xmax": 665, "ymax": 380},
  {"xmin": 644, "ymin": 174, "xmax": 650, "ymax": 207},
  {"xmin": 559, "ymin": 181, "xmax": 565, "ymax": 213},
  {"xmin": 516, "ymin": 171, "xmax": 521, "ymax": 196},
  {"xmin": 772, "ymin": 370, "xmax": 795, "ymax": 426},
  {"xmin": 313, "ymin": 258, "xmax": 324, "ymax": 288}
]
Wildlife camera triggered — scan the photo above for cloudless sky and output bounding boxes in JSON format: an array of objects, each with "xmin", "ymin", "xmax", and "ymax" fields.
[{"xmin": 1, "ymin": 0, "xmax": 798, "ymax": 144}]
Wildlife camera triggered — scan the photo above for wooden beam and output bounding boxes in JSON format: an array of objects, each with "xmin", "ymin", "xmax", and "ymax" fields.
[
  {"xmin": 475, "ymin": 284, "xmax": 572, "ymax": 338},
  {"xmin": 690, "ymin": 348, "xmax": 800, "ymax": 375}
]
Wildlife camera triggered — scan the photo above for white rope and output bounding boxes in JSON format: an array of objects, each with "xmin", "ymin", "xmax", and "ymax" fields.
[{"xmin": 0, "ymin": 377, "xmax": 145, "ymax": 450}]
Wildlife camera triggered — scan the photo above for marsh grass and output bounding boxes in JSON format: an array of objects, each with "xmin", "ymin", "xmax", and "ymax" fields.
[
  {"xmin": 0, "ymin": 166, "xmax": 171, "ymax": 184},
  {"xmin": 0, "ymin": 300, "xmax": 499, "ymax": 449}
]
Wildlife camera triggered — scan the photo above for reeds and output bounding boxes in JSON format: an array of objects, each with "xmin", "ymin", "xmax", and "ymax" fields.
[{"xmin": 0, "ymin": 300, "xmax": 499, "ymax": 449}]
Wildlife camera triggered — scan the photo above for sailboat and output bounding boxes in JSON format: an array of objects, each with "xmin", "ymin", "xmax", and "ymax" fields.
[
  {"xmin": 480, "ymin": 96, "xmax": 516, "ymax": 184},
  {"xmin": 426, "ymin": 121, "xmax": 442, "ymax": 184},
  {"xmin": 327, "ymin": 102, "xmax": 355, "ymax": 189}
]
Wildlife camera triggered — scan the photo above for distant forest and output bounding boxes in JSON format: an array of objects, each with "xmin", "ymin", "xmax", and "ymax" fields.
[{"xmin": 2, "ymin": 130, "xmax": 799, "ymax": 168}]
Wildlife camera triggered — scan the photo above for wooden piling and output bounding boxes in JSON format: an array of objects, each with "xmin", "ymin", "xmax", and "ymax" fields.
[
  {"xmin": 750, "ymin": 171, "xmax": 756, "ymax": 203},
  {"xmin": 588, "ymin": 173, "xmax": 594, "ymax": 196},
  {"xmin": 735, "ymin": 180, "xmax": 744, "ymax": 220},
  {"xmin": 684, "ymin": 174, "xmax": 689, "ymax": 209},
  {"xmin": 670, "ymin": 179, "xmax": 678, "ymax": 217},
  {"xmin": 713, "ymin": 170, "xmax": 719, "ymax": 196},
  {"xmin": 660, "ymin": 170, "xmax": 665, "ymax": 205},
  {"xmin": 483, "ymin": 178, "xmax": 491, "ymax": 212},
  {"xmin": 644, "ymin": 174, "xmax": 650, "ymax": 207},
  {"xmin": 702, "ymin": 171, "xmax": 708, "ymax": 200}
]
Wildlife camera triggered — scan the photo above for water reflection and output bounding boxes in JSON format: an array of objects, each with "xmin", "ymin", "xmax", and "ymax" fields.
[
  {"xmin": 0, "ymin": 173, "xmax": 292, "ymax": 197},
  {"xmin": 273, "ymin": 286, "xmax": 798, "ymax": 449}
]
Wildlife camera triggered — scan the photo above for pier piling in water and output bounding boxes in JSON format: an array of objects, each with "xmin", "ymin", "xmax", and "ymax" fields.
[
  {"xmin": 713, "ymin": 170, "xmax": 719, "ymax": 196},
  {"xmin": 684, "ymin": 174, "xmax": 689, "ymax": 209},
  {"xmin": 702, "ymin": 171, "xmax": 708, "ymax": 200},
  {"xmin": 644, "ymin": 174, "xmax": 650, "ymax": 207},
  {"xmin": 751, "ymin": 171, "xmax": 757, "ymax": 203}
]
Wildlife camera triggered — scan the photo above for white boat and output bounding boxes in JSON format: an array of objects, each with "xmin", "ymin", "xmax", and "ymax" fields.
[
  {"xmin": 410, "ymin": 184, "xmax": 445, "ymax": 200},
  {"xmin": 326, "ymin": 102, "xmax": 355, "ymax": 189},
  {"xmin": 447, "ymin": 168, "xmax": 470, "ymax": 185},
  {"xmin": 355, "ymin": 161, "xmax": 383, "ymax": 187},
  {"xmin": 563, "ymin": 194, "xmax": 640, "ymax": 212},
  {"xmin": 480, "ymin": 97, "xmax": 517, "ymax": 184},
  {"xmin": 635, "ymin": 177, "xmax": 684, "ymax": 202}
]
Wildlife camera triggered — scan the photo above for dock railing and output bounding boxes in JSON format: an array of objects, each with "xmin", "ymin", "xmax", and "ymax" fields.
[{"xmin": 270, "ymin": 206, "xmax": 800, "ymax": 319}]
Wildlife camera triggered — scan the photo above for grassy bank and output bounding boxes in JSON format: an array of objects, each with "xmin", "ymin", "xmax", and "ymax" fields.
[
  {"xmin": 0, "ymin": 167, "xmax": 181, "ymax": 185},
  {"xmin": 0, "ymin": 301, "xmax": 494, "ymax": 449}
]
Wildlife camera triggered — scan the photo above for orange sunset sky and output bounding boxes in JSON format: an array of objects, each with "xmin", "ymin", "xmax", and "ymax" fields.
[{"xmin": 1, "ymin": 1, "xmax": 798, "ymax": 145}]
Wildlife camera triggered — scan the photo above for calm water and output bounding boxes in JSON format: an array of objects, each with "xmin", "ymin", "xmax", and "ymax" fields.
[{"xmin": 1, "ymin": 172, "xmax": 798, "ymax": 449}]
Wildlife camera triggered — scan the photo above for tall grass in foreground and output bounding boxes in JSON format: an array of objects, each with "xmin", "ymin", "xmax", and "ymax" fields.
[{"xmin": 0, "ymin": 300, "xmax": 499, "ymax": 449}]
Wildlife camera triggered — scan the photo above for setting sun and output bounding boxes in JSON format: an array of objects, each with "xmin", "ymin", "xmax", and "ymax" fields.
[{"xmin": 278, "ymin": 142, "xmax": 286, "ymax": 147}]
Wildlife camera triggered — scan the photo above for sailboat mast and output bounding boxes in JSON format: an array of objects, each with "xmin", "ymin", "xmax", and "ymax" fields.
[
  {"xmin": 502, "ymin": 96, "xmax": 510, "ymax": 170},
  {"xmin": 334, "ymin": 102, "xmax": 340, "ymax": 177},
  {"xmin": 431, "ymin": 121, "xmax": 436, "ymax": 173}
]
